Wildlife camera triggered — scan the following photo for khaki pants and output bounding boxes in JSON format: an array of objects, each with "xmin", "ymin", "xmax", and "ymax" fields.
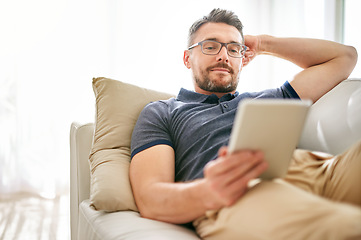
[{"xmin": 193, "ymin": 140, "xmax": 361, "ymax": 240}]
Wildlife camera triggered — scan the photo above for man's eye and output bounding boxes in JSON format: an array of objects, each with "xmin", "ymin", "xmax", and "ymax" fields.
[{"xmin": 228, "ymin": 46, "xmax": 241, "ymax": 53}]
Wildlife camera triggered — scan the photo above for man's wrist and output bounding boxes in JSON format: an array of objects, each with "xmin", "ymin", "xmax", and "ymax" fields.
[
  {"xmin": 258, "ymin": 34, "xmax": 274, "ymax": 54},
  {"xmin": 190, "ymin": 178, "xmax": 221, "ymax": 211}
]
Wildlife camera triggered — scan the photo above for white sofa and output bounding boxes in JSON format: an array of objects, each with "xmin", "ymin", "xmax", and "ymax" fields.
[{"xmin": 70, "ymin": 78, "xmax": 361, "ymax": 240}]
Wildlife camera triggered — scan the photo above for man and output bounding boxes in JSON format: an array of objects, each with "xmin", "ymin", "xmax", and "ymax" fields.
[{"xmin": 130, "ymin": 8, "xmax": 360, "ymax": 239}]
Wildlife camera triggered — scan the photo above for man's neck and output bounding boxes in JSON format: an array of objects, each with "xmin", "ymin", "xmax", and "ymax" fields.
[{"xmin": 194, "ymin": 86, "xmax": 236, "ymax": 99}]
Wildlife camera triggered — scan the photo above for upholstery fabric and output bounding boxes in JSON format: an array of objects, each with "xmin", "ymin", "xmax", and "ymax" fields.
[
  {"xmin": 89, "ymin": 77, "xmax": 174, "ymax": 212},
  {"xmin": 298, "ymin": 79, "xmax": 361, "ymax": 155},
  {"xmin": 78, "ymin": 200, "xmax": 199, "ymax": 240}
]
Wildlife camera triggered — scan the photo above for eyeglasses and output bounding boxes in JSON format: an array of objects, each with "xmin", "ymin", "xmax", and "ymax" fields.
[{"xmin": 188, "ymin": 40, "xmax": 247, "ymax": 58}]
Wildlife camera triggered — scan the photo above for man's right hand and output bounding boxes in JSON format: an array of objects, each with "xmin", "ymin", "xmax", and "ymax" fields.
[{"xmin": 202, "ymin": 146, "xmax": 268, "ymax": 210}]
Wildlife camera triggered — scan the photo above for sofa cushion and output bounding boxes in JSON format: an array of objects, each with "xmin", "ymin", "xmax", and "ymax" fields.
[
  {"xmin": 78, "ymin": 200, "xmax": 200, "ymax": 239},
  {"xmin": 90, "ymin": 77, "xmax": 174, "ymax": 212}
]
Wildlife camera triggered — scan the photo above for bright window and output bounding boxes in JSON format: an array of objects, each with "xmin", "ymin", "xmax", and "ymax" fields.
[
  {"xmin": 1, "ymin": 0, "xmax": 356, "ymax": 197},
  {"xmin": 113, "ymin": 0, "xmax": 326, "ymax": 93},
  {"xmin": 343, "ymin": 0, "xmax": 361, "ymax": 78}
]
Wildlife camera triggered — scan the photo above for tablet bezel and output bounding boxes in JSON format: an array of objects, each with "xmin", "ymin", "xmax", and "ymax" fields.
[{"xmin": 228, "ymin": 99, "xmax": 312, "ymax": 179}]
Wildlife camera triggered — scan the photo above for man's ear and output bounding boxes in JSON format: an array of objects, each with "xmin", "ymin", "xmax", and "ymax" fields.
[
  {"xmin": 183, "ymin": 50, "xmax": 191, "ymax": 69},
  {"xmin": 242, "ymin": 51, "xmax": 255, "ymax": 67},
  {"xmin": 241, "ymin": 56, "xmax": 248, "ymax": 67}
]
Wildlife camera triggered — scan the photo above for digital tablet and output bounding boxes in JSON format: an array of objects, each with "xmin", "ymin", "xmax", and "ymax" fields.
[{"xmin": 228, "ymin": 98, "xmax": 312, "ymax": 180}]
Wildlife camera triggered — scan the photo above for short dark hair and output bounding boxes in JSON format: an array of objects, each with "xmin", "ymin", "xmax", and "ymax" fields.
[{"xmin": 188, "ymin": 8, "xmax": 244, "ymax": 47}]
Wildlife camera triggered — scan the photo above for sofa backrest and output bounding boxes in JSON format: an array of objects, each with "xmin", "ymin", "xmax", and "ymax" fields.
[{"xmin": 298, "ymin": 78, "xmax": 361, "ymax": 155}]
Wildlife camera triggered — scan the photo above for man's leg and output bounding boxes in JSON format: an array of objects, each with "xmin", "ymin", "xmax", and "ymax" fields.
[
  {"xmin": 285, "ymin": 139, "xmax": 361, "ymax": 206},
  {"xmin": 323, "ymin": 140, "xmax": 361, "ymax": 206},
  {"xmin": 194, "ymin": 140, "xmax": 361, "ymax": 239},
  {"xmin": 193, "ymin": 180, "xmax": 361, "ymax": 240}
]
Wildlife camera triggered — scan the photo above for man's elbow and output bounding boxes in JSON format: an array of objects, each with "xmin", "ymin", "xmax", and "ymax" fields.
[
  {"xmin": 136, "ymin": 202, "xmax": 177, "ymax": 224},
  {"xmin": 334, "ymin": 45, "xmax": 358, "ymax": 82},
  {"xmin": 345, "ymin": 45, "xmax": 358, "ymax": 74},
  {"xmin": 134, "ymin": 197, "xmax": 166, "ymax": 222},
  {"xmin": 137, "ymin": 203, "xmax": 156, "ymax": 220}
]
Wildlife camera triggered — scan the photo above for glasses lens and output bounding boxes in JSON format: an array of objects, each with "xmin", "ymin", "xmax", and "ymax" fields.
[
  {"xmin": 227, "ymin": 43, "xmax": 245, "ymax": 57},
  {"xmin": 201, "ymin": 41, "xmax": 221, "ymax": 54}
]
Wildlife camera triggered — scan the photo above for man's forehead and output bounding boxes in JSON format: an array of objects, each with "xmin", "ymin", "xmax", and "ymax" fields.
[{"xmin": 194, "ymin": 22, "xmax": 243, "ymax": 43}]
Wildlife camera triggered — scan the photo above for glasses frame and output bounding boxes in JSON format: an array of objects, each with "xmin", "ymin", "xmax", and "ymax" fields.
[{"xmin": 188, "ymin": 40, "xmax": 247, "ymax": 58}]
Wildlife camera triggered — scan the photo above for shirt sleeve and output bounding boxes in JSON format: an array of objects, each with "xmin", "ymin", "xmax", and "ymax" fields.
[
  {"xmin": 280, "ymin": 81, "xmax": 300, "ymax": 99},
  {"xmin": 130, "ymin": 101, "xmax": 173, "ymax": 159}
]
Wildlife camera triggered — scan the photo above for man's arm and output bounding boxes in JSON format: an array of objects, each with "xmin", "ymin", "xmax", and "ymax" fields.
[
  {"xmin": 130, "ymin": 145, "xmax": 267, "ymax": 224},
  {"xmin": 244, "ymin": 35, "xmax": 358, "ymax": 102}
]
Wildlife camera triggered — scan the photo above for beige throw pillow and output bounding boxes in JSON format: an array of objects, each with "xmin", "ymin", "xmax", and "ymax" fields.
[{"xmin": 90, "ymin": 77, "xmax": 175, "ymax": 212}]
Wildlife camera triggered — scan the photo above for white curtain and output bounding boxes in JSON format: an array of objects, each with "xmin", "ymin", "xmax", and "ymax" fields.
[{"xmin": 0, "ymin": 0, "xmax": 330, "ymax": 198}]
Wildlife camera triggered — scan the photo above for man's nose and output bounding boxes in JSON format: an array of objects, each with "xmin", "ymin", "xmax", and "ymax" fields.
[{"xmin": 216, "ymin": 45, "xmax": 229, "ymax": 63}]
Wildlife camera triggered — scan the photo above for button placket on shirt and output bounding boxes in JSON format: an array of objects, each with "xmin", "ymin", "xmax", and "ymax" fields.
[{"xmin": 219, "ymin": 101, "xmax": 231, "ymax": 113}]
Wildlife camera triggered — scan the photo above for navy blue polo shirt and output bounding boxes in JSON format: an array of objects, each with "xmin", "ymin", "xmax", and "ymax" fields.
[{"xmin": 131, "ymin": 81, "xmax": 299, "ymax": 182}]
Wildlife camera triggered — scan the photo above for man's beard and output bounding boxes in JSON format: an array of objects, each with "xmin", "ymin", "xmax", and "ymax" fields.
[{"xmin": 194, "ymin": 63, "xmax": 239, "ymax": 93}]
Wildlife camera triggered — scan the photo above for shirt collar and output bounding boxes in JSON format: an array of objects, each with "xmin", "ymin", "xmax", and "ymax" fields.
[{"xmin": 176, "ymin": 88, "xmax": 239, "ymax": 104}]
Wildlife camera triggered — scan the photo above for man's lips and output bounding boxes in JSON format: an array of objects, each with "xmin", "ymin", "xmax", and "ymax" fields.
[
  {"xmin": 210, "ymin": 68, "xmax": 230, "ymax": 73},
  {"xmin": 207, "ymin": 63, "xmax": 233, "ymax": 74}
]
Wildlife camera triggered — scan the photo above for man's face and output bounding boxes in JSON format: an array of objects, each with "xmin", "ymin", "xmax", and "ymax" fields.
[{"xmin": 184, "ymin": 22, "xmax": 244, "ymax": 95}]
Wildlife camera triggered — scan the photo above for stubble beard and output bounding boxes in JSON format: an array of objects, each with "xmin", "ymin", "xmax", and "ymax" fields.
[{"xmin": 194, "ymin": 63, "xmax": 239, "ymax": 93}]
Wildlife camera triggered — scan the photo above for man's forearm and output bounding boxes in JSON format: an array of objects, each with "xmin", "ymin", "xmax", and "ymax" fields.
[
  {"xmin": 258, "ymin": 35, "xmax": 357, "ymax": 70},
  {"xmin": 135, "ymin": 179, "xmax": 210, "ymax": 224},
  {"xmin": 256, "ymin": 35, "xmax": 357, "ymax": 102}
]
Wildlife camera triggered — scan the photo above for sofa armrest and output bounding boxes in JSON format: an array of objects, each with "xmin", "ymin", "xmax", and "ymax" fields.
[{"xmin": 70, "ymin": 122, "xmax": 94, "ymax": 240}]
